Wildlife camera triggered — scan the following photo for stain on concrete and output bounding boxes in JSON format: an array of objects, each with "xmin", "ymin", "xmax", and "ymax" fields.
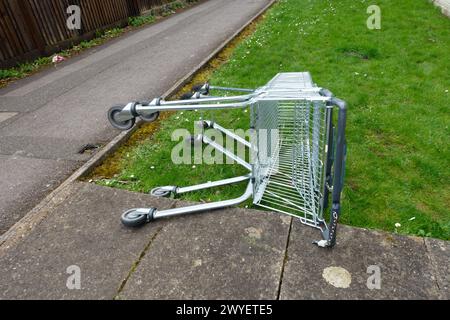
[
  {"xmin": 193, "ymin": 259, "xmax": 203, "ymax": 267},
  {"xmin": 322, "ymin": 266, "xmax": 352, "ymax": 289},
  {"xmin": 245, "ymin": 227, "xmax": 263, "ymax": 240},
  {"xmin": 280, "ymin": 215, "xmax": 291, "ymax": 225}
]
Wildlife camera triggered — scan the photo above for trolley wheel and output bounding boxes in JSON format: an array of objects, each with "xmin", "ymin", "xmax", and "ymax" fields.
[
  {"xmin": 150, "ymin": 187, "xmax": 175, "ymax": 198},
  {"xmin": 192, "ymin": 84, "xmax": 204, "ymax": 92},
  {"xmin": 181, "ymin": 92, "xmax": 194, "ymax": 100},
  {"xmin": 121, "ymin": 209, "xmax": 153, "ymax": 228},
  {"xmin": 140, "ymin": 111, "xmax": 160, "ymax": 123},
  {"xmin": 192, "ymin": 83, "xmax": 209, "ymax": 95},
  {"xmin": 108, "ymin": 105, "xmax": 136, "ymax": 131}
]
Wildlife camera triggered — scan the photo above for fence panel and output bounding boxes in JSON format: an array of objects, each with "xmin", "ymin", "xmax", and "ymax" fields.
[
  {"xmin": 138, "ymin": 0, "xmax": 172, "ymax": 13},
  {"xmin": 0, "ymin": 0, "xmax": 179, "ymax": 68}
]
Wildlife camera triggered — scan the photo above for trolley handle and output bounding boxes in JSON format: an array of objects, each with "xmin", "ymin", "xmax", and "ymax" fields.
[
  {"xmin": 320, "ymin": 88, "xmax": 347, "ymax": 197},
  {"xmin": 319, "ymin": 88, "xmax": 347, "ymax": 247},
  {"xmin": 329, "ymin": 97, "xmax": 347, "ymax": 201},
  {"xmin": 319, "ymin": 88, "xmax": 334, "ymax": 98}
]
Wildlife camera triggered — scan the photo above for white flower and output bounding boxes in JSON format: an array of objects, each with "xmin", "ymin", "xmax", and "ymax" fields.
[
  {"xmin": 395, "ymin": 223, "xmax": 401, "ymax": 228},
  {"xmin": 150, "ymin": 166, "xmax": 155, "ymax": 169},
  {"xmin": 192, "ymin": 165, "xmax": 196, "ymax": 169},
  {"xmin": 409, "ymin": 217, "xmax": 416, "ymax": 221}
]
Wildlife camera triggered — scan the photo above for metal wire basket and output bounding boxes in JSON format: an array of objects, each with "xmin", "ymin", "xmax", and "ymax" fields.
[{"xmin": 108, "ymin": 72, "xmax": 347, "ymax": 247}]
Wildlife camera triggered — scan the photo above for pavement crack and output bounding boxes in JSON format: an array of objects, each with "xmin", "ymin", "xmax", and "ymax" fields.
[
  {"xmin": 276, "ymin": 216, "xmax": 293, "ymax": 300},
  {"xmin": 114, "ymin": 226, "xmax": 164, "ymax": 299},
  {"xmin": 423, "ymin": 238, "xmax": 442, "ymax": 294}
]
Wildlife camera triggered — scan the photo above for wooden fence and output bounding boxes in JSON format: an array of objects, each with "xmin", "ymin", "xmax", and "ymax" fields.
[{"xmin": 0, "ymin": 0, "xmax": 174, "ymax": 68}]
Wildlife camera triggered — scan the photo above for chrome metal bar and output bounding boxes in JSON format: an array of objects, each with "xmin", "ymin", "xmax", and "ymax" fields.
[
  {"xmin": 209, "ymin": 85, "xmax": 255, "ymax": 93},
  {"xmin": 153, "ymin": 181, "xmax": 254, "ymax": 219},
  {"xmin": 160, "ymin": 93, "xmax": 260, "ymax": 105},
  {"xmin": 177, "ymin": 175, "xmax": 251, "ymax": 194},
  {"xmin": 139, "ymin": 101, "xmax": 252, "ymax": 112},
  {"xmin": 202, "ymin": 135, "xmax": 252, "ymax": 171},
  {"xmin": 205, "ymin": 121, "xmax": 252, "ymax": 148}
]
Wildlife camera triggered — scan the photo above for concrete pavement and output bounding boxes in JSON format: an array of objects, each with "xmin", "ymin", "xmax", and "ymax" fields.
[
  {"xmin": 0, "ymin": 0, "xmax": 273, "ymax": 234},
  {"xmin": 0, "ymin": 182, "xmax": 447, "ymax": 300}
]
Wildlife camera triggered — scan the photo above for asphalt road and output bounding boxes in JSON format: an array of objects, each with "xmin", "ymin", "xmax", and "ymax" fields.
[{"xmin": 0, "ymin": 0, "xmax": 272, "ymax": 234}]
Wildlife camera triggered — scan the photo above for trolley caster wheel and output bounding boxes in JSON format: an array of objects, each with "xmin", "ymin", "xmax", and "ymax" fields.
[
  {"xmin": 121, "ymin": 208, "xmax": 155, "ymax": 228},
  {"xmin": 192, "ymin": 84, "xmax": 203, "ymax": 92},
  {"xmin": 108, "ymin": 105, "xmax": 136, "ymax": 131},
  {"xmin": 140, "ymin": 111, "xmax": 160, "ymax": 123},
  {"xmin": 196, "ymin": 120, "xmax": 210, "ymax": 129},
  {"xmin": 181, "ymin": 92, "xmax": 194, "ymax": 100},
  {"xmin": 150, "ymin": 186, "xmax": 176, "ymax": 198},
  {"xmin": 192, "ymin": 83, "xmax": 209, "ymax": 95}
]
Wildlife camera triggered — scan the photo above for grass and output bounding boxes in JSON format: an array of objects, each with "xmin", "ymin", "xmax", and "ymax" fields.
[
  {"xmin": 92, "ymin": 0, "xmax": 450, "ymax": 240},
  {"xmin": 128, "ymin": 15, "xmax": 156, "ymax": 27},
  {"xmin": 0, "ymin": 57, "xmax": 52, "ymax": 80},
  {"xmin": 0, "ymin": 0, "xmax": 199, "ymax": 87}
]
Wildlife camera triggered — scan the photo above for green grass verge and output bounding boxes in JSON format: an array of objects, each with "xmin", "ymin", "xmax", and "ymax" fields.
[
  {"xmin": 129, "ymin": 15, "xmax": 156, "ymax": 27},
  {"xmin": 96, "ymin": 0, "xmax": 450, "ymax": 240}
]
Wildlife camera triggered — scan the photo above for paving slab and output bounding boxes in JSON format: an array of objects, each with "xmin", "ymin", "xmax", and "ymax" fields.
[
  {"xmin": 425, "ymin": 238, "xmax": 450, "ymax": 299},
  {"xmin": 119, "ymin": 201, "xmax": 292, "ymax": 300},
  {"xmin": 0, "ymin": 155, "xmax": 80, "ymax": 234},
  {"xmin": 0, "ymin": 182, "xmax": 175, "ymax": 300},
  {"xmin": 0, "ymin": 181, "xmax": 447, "ymax": 300},
  {"xmin": 279, "ymin": 221, "xmax": 446, "ymax": 300}
]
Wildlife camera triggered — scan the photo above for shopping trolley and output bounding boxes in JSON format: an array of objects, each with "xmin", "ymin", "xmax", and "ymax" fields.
[{"xmin": 107, "ymin": 72, "xmax": 347, "ymax": 247}]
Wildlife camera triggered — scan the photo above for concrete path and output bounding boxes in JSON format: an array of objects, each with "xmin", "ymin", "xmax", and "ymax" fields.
[
  {"xmin": 0, "ymin": 182, "xmax": 447, "ymax": 300},
  {"xmin": 0, "ymin": 0, "xmax": 273, "ymax": 235},
  {"xmin": 432, "ymin": 0, "xmax": 450, "ymax": 17}
]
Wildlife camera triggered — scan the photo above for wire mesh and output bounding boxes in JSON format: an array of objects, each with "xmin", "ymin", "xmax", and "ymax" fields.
[{"xmin": 252, "ymin": 74, "xmax": 329, "ymax": 230}]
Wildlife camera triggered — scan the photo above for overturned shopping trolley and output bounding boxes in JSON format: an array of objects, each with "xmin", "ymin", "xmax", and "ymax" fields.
[{"xmin": 108, "ymin": 72, "xmax": 347, "ymax": 247}]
